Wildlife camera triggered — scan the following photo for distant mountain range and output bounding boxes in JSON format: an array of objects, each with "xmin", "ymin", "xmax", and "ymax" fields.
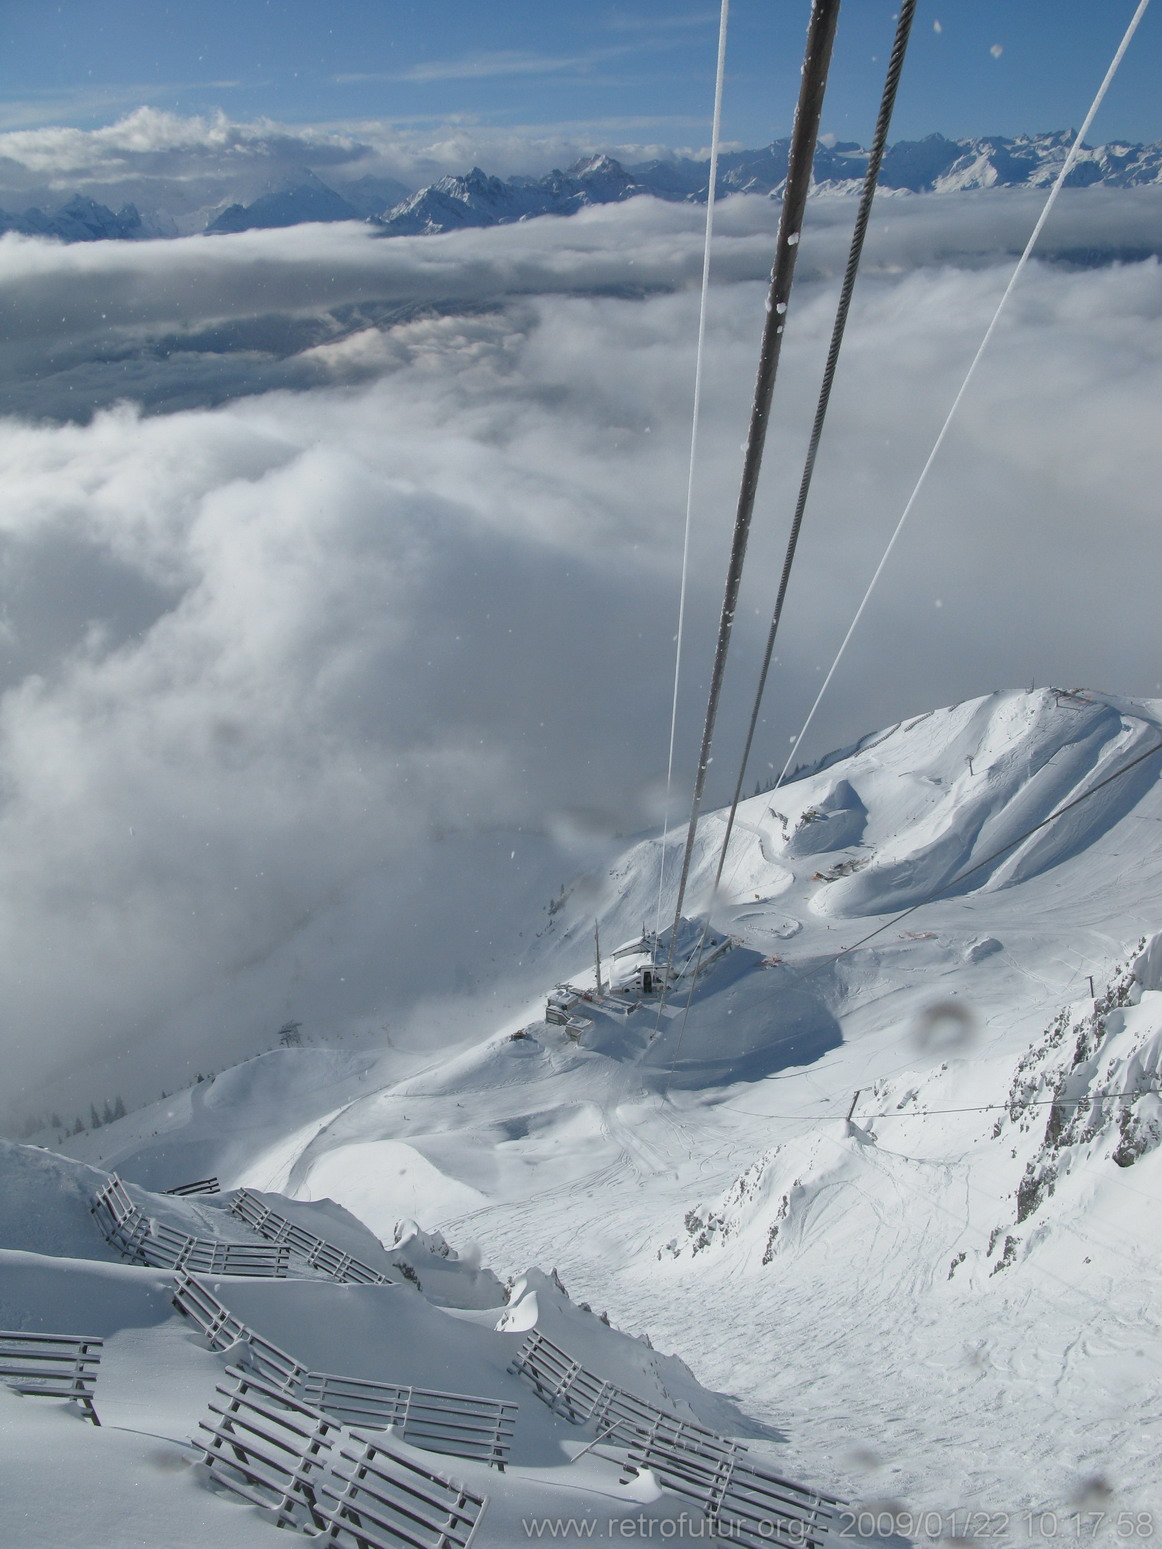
[
  {"xmin": 378, "ymin": 133, "xmax": 1162, "ymax": 238},
  {"xmin": 5, "ymin": 131, "xmax": 1162, "ymax": 245}
]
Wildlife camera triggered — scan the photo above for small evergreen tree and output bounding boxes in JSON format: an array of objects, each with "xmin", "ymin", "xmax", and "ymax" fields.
[
  {"xmin": 89, "ymin": 1104, "xmax": 102, "ymax": 1129},
  {"xmin": 112, "ymin": 1096, "xmax": 126, "ymax": 1120}
]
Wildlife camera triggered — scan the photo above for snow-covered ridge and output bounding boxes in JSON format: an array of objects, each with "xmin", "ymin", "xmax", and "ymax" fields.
[{"xmin": 379, "ymin": 132, "xmax": 1162, "ymax": 238}]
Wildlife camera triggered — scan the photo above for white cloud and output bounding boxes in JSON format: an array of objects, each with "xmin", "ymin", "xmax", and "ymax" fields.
[
  {"xmin": 0, "ymin": 107, "xmax": 369, "ymax": 189},
  {"xmin": 2, "ymin": 186, "xmax": 1162, "ymax": 1121},
  {"xmin": 342, "ymin": 45, "xmax": 633, "ymax": 87},
  {"xmin": 0, "ymin": 107, "xmax": 713, "ymax": 223}
]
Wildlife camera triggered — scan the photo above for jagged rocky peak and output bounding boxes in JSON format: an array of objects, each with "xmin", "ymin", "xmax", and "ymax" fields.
[
  {"xmin": 569, "ymin": 153, "xmax": 626, "ymax": 177},
  {"xmin": 205, "ymin": 168, "xmax": 362, "ymax": 234},
  {"xmin": 0, "ymin": 194, "xmax": 150, "ymax": 242}
]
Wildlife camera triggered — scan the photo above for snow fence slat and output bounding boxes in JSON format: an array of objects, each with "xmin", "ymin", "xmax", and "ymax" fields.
[
  {"xmin": 196, "ymin": 1365, "xmax": 487, "ymax": 1548},
  {"xmin": 322, "ymin": 1436, "xmax": 486, "ymax": 1549},
  {"xmin": 620, "ymin": 1435, "xmax": 840, "ymax": 1549},
  {"xmin": 510, "ymin": 1329, "xmax": 734, "ymax": 1454},
  {"xmin": 198, "ymin": 1378, "xmax": 339, "ymax": 1532},
  {"xmin": 302, "ymin": 1375, "xmax": 516, "ymax": 1468},
  {"xmin": 173, "ymin": 1271, "xmax": 306, "ymax": 1387},
  {"xmin": 230, "ymin": 1188, "xmax": 392, "ymax": 1286},
  {"xmin": 510, "ymin": 1329, "xmax": 840, "ymax": 1543},
  {"xmin": 165, "ymin": 1176, "xmax": 221, "ymax": 1196},
  {"xmin": 92, "ymin": 1176, "xmax": 292, "ymax": 1277},
  {"xmin": 0, "ymin": 1329, "xmax": 103, "ymax": 1424},
  {"xmin": 175, "ymin": 1272, "xmax": 515, "ymax": 1468}
]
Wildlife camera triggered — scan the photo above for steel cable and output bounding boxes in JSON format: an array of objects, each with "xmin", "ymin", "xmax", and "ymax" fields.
[
  {"xmin": 660, "ymin": 0, "xmax": 843, "ymax": 999},
  {"xmin": 713, "ymin": 0, "xmax": 916, "ymax": 892}
]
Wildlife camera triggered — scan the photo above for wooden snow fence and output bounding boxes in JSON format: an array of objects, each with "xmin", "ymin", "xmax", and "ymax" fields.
[
  {"xmin": 509, "ymin": 1330, "xmax": 838, "ymax": 1549},
  {"xmin": 91, "ymin": 1176, "xmax": 291, "ymax": 1276},
  {"xmin": 90, "ymin": 1173, "xmax": 152, "ymax": 1258},
  {"xmin": 508, "ymin": 1328, "xmax": 728, "ymax": 1452},
  {"xmin": 298, "ymin": 1376, "xmax": 516, "ymax": 1473},
  {"xmin": 0, "ymin": 1330, "xmax": 103, "ymax": 1424},
  {"xmin": 231, "ymin": 1188, "xmax": 391, "ymax": 1286},
  {"xmin": 196, "ymin": 1364, "xmax": 488, "ymax": 1549},
  {"xmin": 174, "ymin": 1273, "xmax": 516, "ymax": 1470},
  {"xmin": 173, "ymin": 1272, "xmax": 304, "ymax": 1387},
  {"xmin": 618, "ymin": 1433, "xmax": 840, "ymax": 1549},
  {"xmin": 166, "ymin": 1176, "xmax": 221, "ymax": 1196}
]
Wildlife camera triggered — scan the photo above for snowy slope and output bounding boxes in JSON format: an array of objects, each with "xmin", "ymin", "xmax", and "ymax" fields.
[
  {"xmin": 33, "ymin": 687, "xmax": 1162, "ymax": 1537},
  {"xmin": 1, "ymin": 1143, "xmax": 818, "ymax": 1547}
]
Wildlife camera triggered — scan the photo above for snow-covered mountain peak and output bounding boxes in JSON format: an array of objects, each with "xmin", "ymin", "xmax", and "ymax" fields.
[
  {"xmin": 569, "ymin": 153, "xmax": 625, "ymax": 177},
  {"xmin": 205, "ymin": 170, "xmax": 361, "ymax": 234}
]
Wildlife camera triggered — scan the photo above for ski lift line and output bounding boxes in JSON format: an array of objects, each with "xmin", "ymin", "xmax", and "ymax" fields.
[
  {"xmin": 654, "ymin": 0, "xmax": 731, "ymax": 944},
  {"xmin": 713, "ymin": 0, "xmax": 918, "ymax": 896},
  {"xmin": 809, "ymin": 1117, "xmax": 1162, "ymax": 1339},
  {"xmin": 775, "ymin": 0, "xmax": 1153, "ymax": 791},
  {"xmin": 660, "ymin": 0, "xmax": 844, "ymax": 1006},
  {"xmin": 722, "ymin": 1089, "xmax": 1162, "ymax": 1123},
  {"xmin": 688, "ymin": 1086, "xmax": 1162, "ymax": 1320}
]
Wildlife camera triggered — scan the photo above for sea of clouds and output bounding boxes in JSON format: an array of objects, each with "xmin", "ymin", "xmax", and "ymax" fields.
[{"xmin": 3, "ymin": 116, "xmax": 1162, "ymax": 1122}]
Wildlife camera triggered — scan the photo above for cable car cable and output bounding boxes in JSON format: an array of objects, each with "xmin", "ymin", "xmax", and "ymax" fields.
[
  {"xmin": 659, "ymin": 0, "xmax": 843, "ymax": 1002},
  {"xmin": 713, "ymin": 0, "xmax": 916, "ymax": 893}
]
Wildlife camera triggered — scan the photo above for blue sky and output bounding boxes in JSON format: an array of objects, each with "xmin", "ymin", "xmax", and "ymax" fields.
[{"xmin": 1, "ymin": 1, "xmax": 1159, "ymax": 154}]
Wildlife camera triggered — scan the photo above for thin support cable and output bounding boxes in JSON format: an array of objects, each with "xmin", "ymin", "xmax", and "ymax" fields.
[
  {"xmin": 777, "ymin": 0, "xmax": 1152, "ymax": 790},
  {"xmin": 654, "ymin": 0, "xmax": 731, "ymax": 942},
  {"xmin": 660, "ymin": 0, "xmax": 843, "ymax": 1003},
  {"xmin": 720, "ymin": 1090, "xmax": 1162, "ymax": 1124}
]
